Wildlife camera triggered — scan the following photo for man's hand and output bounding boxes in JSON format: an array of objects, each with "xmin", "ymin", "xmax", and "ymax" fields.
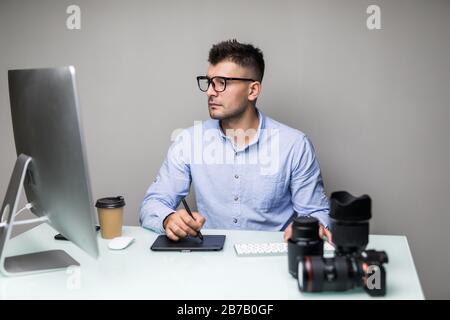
[
  {"xmin": 163, "ymin": 209, "xmax": 206, "ymax": 241},
  {"xmin": 319, "ymin": 224, "xmax": 333, "ymax": 244},
  {"xmin": 283, "ymin": 221, "xmax": 333, "ymax": 244}
]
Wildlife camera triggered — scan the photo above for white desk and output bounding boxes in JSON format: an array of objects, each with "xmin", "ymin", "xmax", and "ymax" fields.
[{"xmin": 0, "ymin": 223, "xmax": 424, "ymax": 299}]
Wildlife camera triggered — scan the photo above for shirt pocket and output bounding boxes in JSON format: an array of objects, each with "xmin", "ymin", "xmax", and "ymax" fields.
[{"xmin": 248, "ymin": 172, "xmax": 286, "ymax": 213}]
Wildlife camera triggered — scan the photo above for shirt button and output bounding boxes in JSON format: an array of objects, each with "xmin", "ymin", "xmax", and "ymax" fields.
[
  {"xmin": 233, "ymin": 218, "xmax": 238, "ymax": 223},
  {"xmin": 234, "ymin": 196, "xmax": 239, "ymax": 201},
  {"xmin": 234, "ymin": 174, "xmax": 239, "ymax": 179}
]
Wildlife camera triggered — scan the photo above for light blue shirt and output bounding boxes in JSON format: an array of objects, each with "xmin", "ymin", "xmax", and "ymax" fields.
[{"xmin": 140, "ymin": 108, "xmax": 330, "ymax": 234}]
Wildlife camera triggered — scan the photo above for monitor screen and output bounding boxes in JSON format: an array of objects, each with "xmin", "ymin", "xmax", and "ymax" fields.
[{"xmin": 6, "ymin": 66, "xmax": 99, "ymax": 259}]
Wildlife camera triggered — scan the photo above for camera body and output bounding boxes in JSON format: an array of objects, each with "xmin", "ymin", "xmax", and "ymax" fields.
[
  {"xmin": 298, "ymin": 249, "xmax": 388, "ymax": 296},
  {"xmin": 288, "ymin": 191, "xmax": 389, "ymax": 297}
]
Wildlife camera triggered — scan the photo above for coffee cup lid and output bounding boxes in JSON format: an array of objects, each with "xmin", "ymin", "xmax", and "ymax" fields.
[{"xmin": 95, "ymin": 196, "xmax": 126, "ymax": 209}]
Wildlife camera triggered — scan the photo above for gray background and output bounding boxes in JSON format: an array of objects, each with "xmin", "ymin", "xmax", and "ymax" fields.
[{"xmin": 0, "ymin": 0, "xmax": 449, "ymax": 299}]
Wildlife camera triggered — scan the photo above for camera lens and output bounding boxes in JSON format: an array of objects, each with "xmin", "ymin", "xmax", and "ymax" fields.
[
  {"xmin": 298, "ymin": 256, "xmax": 353, "ymax": 292},
  {"xmin": 330, "ymin": 191, "xmax": 371, "ymax": 254},
  {"xmin": 287, "ymin": 216, "xmax": 323, "ymax": 278}
]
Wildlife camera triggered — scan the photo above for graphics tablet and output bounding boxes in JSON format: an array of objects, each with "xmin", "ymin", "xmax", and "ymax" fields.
[{"xmin": 150, "ymin": 235, "xmax": 226, "ymax": 252}]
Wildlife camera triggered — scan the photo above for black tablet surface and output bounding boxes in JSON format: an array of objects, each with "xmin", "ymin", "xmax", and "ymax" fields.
[{"xmin": 150, "ymin": 235, "xmax": 226, "ymax": 252}]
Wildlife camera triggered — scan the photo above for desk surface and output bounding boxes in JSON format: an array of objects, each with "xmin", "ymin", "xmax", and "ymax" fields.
[{"xmin": 0, "ymin": 223, "xmax": 424, "ymax": 299}]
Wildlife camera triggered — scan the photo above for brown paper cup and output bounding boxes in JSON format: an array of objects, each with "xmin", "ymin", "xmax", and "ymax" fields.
[
  {"xmin": 95, "ymin": 196, "xmax": 125, "ymax": 239},
  {"xmin": 97, "ymin": 207, "xmax": 123, "ymax": 239}
]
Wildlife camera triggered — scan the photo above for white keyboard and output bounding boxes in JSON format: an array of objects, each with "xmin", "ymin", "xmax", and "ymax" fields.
[{"xmin": 234, "ymin": 242, "xmax": 335, "ymax": 257}]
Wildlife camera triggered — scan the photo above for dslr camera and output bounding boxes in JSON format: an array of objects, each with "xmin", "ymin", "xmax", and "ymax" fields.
[{"xmin": 287, "ymin": 191, "xmax": 388, "ymax": 296}]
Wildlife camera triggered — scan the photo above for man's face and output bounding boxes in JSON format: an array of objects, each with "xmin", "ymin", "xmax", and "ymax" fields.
[{"xmin": 206, "ymin": 61, "xmax": 254, "ymax": 120}]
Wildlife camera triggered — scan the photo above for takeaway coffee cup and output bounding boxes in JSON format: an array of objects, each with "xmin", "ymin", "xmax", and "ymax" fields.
[{"xmin": 95, "ymin": 196, "xmax": 126, "ymax": 239}]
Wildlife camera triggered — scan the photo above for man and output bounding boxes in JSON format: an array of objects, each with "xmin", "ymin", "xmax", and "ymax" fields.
[{"xmin": 140, "ymin": 39, "xmax": 332, "ymax": 242}]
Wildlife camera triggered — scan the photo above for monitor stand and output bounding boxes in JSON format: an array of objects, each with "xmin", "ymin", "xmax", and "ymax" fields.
[{"xmin": 0, "ymin": 154, "xmax": 80, "ymax": 277}]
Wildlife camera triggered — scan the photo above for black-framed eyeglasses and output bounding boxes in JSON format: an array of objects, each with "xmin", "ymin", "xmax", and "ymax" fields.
[{"xmin": 196, "ymin": 76, "xmax": 257, "ymax": 92}]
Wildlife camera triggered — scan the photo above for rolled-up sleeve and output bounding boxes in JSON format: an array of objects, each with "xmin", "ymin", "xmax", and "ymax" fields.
[
  {"xmin": 139, "ymin": 132, "xmax": 191, "ymax": 234},
  {"xmin": 290, "ymin": 135, "xmax": 330, "ymax": 228}
]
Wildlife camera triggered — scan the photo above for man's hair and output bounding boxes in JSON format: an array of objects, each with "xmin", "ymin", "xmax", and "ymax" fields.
[{"xmin": 208, "ymin": 39, "xmax": 265, "ymax": 82}]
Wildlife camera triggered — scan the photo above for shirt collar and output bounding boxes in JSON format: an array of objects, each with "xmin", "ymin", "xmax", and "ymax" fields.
[{"xmin": 216, "ymin": 106, "xmax": 266, "ymax": 148}]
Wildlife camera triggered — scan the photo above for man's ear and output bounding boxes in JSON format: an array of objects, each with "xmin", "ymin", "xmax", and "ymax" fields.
[{"xmin": 248, "ymin": 81, "xmax": 261, "ymax": 102}]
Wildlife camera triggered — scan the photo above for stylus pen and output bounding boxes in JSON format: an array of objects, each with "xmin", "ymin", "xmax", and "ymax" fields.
[{"xmin": 181, "ymin": 199, "xmax": 204, "ymax": 241}]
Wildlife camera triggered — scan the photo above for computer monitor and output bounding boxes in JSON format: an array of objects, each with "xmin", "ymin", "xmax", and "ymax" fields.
[{"xmin": 0, "ymin": 66, "xmax": 99, "ymax": 276}]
